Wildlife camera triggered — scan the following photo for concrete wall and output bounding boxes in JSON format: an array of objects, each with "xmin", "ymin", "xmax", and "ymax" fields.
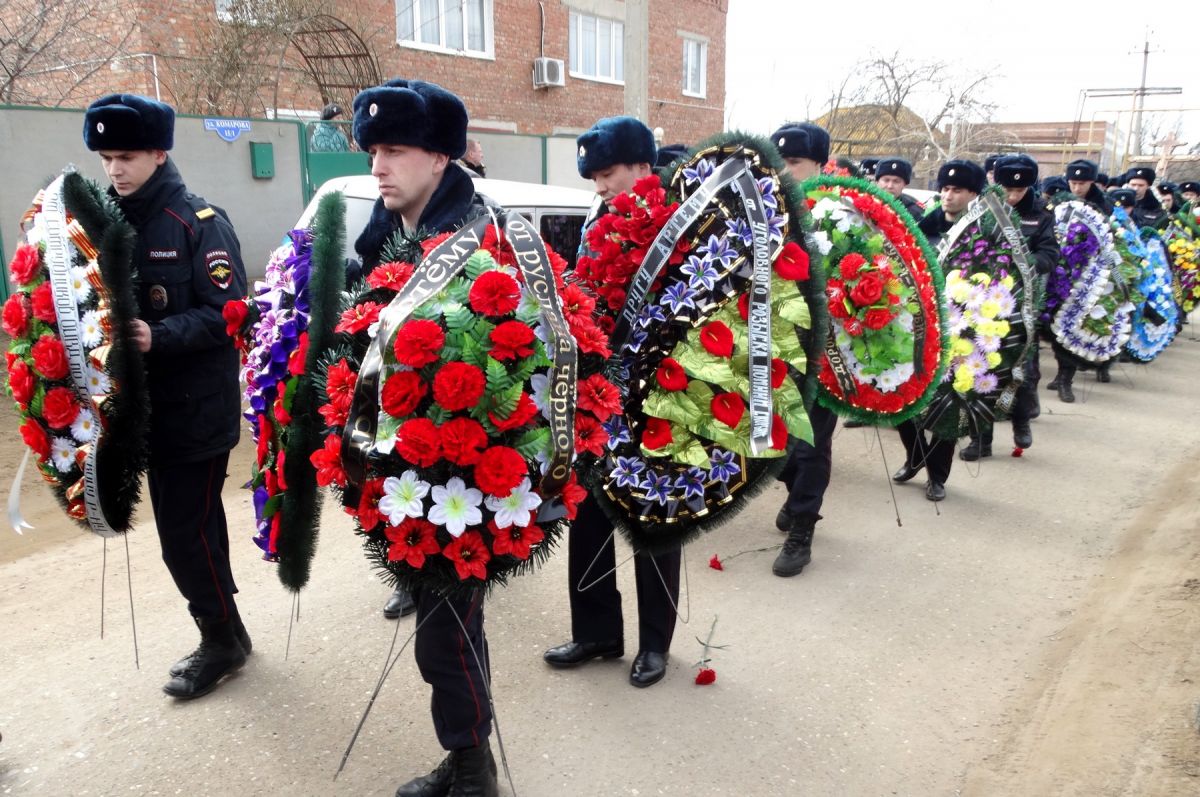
[{"xmin": 0, "ymin": 107, "xmax": 306, "ymax": 281}]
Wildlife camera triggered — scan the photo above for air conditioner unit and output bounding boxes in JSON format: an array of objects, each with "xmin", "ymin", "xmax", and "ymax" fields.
[{"xmin": 533, "ymin": 57, "xmax": 565, "ymax": 89}]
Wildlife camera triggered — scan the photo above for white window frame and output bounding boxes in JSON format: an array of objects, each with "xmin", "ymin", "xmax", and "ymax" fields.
[
  {"xmin": 395, "ymin": 0, "xmax": 495, "ymax": 60},
  {"xmin": 215, "ymin": 0, "xmax": 260, "ymax": 24},
  {"xmin": 682, "ymin": 35, "xmax": 707, "ymax": 98},
  {"xmin": 568, "ymin": 10, "xmax": 624, "ymax": 85}
]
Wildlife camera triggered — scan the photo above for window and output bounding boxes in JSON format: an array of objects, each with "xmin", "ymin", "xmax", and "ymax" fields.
[
  {"xmin": 682, "ymin": 37, "xmax": 707, "ymax": 98},
  {"xmin": 215, "ymin": 0, "xmax": 260, "ymax": 24},
  {"xmin": 396, "ymin": 0, "xmax": 493, "ymax": 57},
  {"xmin": 568, "ymin": 11, "xmax": 623, "ymax": 83}
]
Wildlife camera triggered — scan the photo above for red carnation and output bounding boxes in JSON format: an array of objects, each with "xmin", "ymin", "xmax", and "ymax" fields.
[
  {"xmin": 443, "ymin": 531, "xmax": 491, "ymax": 581},
  {"xmin": 2, "ymin": 294, "xmax": 30, "ymax": 338},
  {"xmin": 489, "ymin": 320, "xmax": 536, "ymax": 361},
  {"xmin": 771, "ymin": 358, "xmax": 788, "ymax": 389},
  {"xmin": 395, "ymin": 417, "xmax": 441, "ymax": 467},
  {"xmin": 475, "ymin": 446, "xmax": 526, "ymax": 497},
  {"xmin": 468, "ymin": 271, "xmax": 521, "ymax": 316},
  {"xmin": 20, "ymin": 417, "xmax": 49, "ymax": 460},
  {"xmin": 420, "ymin": 231, "xmax": 454, "ymax": 256},
  {"xmin": 222, "ymin": 299, "xmax": 249, "ymax": 338},
  {"xmin": 433, "ymin": 361, "xmax": 486, "ymax": 411},
  {"xmin": 850, "ymin": 272, "xmax": 884, "ymax": 306},
  {"xmin": 256, "ymin": 414, "xmax": 273, "ymax": 468},
  {"xmin": 489, "ymin": 392, "xmax": 538, "ymax": 432},
  {"xmin": 367, "ymin": 261, "xmax": 415, "ymax": 291},
  {"xmin": 335, "ymin": 301, "xmax": 383, "ymax": 335},
  {"xmin": 8, "ymin": 358, "xmax": 35, "ymax": 409},
  {"xmin": 385, "ymin": 518, "xmax": 440, "ymax": 568},
  {"xmin": 864, "ymin": 307, "xmax": 894, "ymax": 331},
  {"xmin": 844, "ymin": 317, "xmax": 864, "ymax": 337},
  {"xmin": 560, "ymin": 283, "xmax": 597, "ymax": 321},
  {"xmin": 700, "ymin": 321, "xmax": 734, "ymax": 358},
  {"xmin": 709, "ymin": 554, "xmax": 724, "ymax": 571},
  {"xmin": 393, "ymin": 319, "xmax": 445, "ymax": 368},
  {"xmin": 828, "ymin": 296, "xmax": 851, "ymax": 320},
  {"xmin": 310, "ymin": 434, "xmax": 347, "ymax": 487},
  {"xmin": 577, "ymin": 374, "xmax": 622, "ymax": 422},
  {"xmin": 30, "ymin": 282, "xmax": 56, "ymax": 324},
  {"xmin": 655, "ymin": 357, "xmax": 689, "ymax": 391},
  {"xmin": 771, "ymin": 413, "xmax": 788, "ymax": 450},
  {"xmin": 561, "ymin": 472, "xmax": 587, "ymax": 520},
  {"xmin": 838, "ymin": 253, "xmax": 868, "ymax": 281},
  {"xmin": 694, "ymin": 668, "xmax": 717, "ymax": 685},
  {"xmin": 710, "ymin": 392, "xmax": 745, "ymax": 428},
  {"xmin": 41, "ymin": 386, "xmax": 80, "ymax": 429},
  {"xmin": 382, "ymin": 370, "xmax": 428, "ymax": 418},
  {"xmin": 357, "ymin": 478, "xmax": 387, "ymax": 531},
  {"xmin": 571, "ymin": 321, "xmax": 613, "ymax": 358},
  {"xmin": 31, "ymin": 335, "xmax": 68, "ymax": 380},
  {"xmin": 642, "ymin": 417, "xmax": 673, "ymax": 450},
  {"xmin": 775, "ymin": 242, "xmax": 811, "ymax": 281},
  {"xmin": 288, "ymin": 333, "xmax": 309, "ymax": 377},
  {"xmin": 9, "ymin": 243, "xmax": 41, "ymax": 285},
  {"xmin": 318, "ymin": 400, "xmax": 349, "ymax": 429},
  {"xmin": 489, "ymin": 519, "xmax": 545, "ymax": 560},
  {"xmin": 574, "ymin": 414, "xmax": 609, "ymax": 457},
  {"xmin": 440, "ymin": 416, "xmax": 489, "ymax": 465}
]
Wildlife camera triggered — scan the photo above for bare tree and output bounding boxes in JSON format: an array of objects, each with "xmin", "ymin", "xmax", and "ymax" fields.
[{"xmin": 0, "ymin": 0, "xmax": 138, "ymax": 106}]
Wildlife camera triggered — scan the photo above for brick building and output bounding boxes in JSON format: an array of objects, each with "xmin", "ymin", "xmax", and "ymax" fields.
[{"xmin": 5, "ymin": 0, "xmax": 727, "ymax": 146}]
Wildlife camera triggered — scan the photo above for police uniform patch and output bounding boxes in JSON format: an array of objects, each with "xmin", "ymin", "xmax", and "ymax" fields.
[
  {"xmin": 149, "ymin": 284, "xmax": 168, "ymax": 310},
  {"xmin": 195, "ymin": 207, "xmax": 216, "ymax": 220},
  {"xmin": 206, "ymin": 249, "xmax": 233, "ymax": 289}
]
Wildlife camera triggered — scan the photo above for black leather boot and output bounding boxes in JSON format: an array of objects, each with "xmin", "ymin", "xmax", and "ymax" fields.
[
  {"xmin": 447, "ymin": 742, "xmax": 499, "ymax": 797},
  {"xmin": 1047, "ymin": 374, "xmax": 1061, "ymax": 391},
  {"xmin": 1097, "ymin": 363, "xmax": 1111, "ymax": 383},
  {"xmin": 395, "ymin": 747, "xmax": 496, "ymax": 797},
  {"xmin": 169, "ymin": 612, "xmax": 251, "ymax": 677},
  {"xmin": 162, "ymin": 617, "xmax": 248, "ymax": 699},
  {"xmin": 959, "ymin": 437, "xmax": 992, "ymax": 461},
  {"xmin": 1013, "ymin": 421, "xmax": 1033, "ymax": 449},
  {"xmin": 1057, "ymin": 371, "xmax": 1075, "ymax": 403},
  {"xmin": 383, "ymin": 587, "xmax": 417, "ymax": 619},
  {"xmin": 772, "ymin": 516, "xmax": 816, "ymax": 577}
]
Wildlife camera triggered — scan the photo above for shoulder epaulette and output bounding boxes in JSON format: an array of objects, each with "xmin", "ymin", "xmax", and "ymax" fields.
[{"xmin": 185, "ymin": 194, "xmax": 217, "ymax": 221}]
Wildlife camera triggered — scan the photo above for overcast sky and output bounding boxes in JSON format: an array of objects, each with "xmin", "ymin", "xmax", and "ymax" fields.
[{"xmin": 725, "ymin": 0, "xmax": 1197, "ymax": 150}]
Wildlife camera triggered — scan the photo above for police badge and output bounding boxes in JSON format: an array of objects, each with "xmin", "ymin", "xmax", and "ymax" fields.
[{"xmin": 206, "ymin": 249, "xmax": 233, "ymax": 289}]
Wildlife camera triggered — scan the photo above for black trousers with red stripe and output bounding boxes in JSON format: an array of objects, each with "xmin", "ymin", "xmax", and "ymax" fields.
[
  {"xmin": 147, "ymin": 451, "xmax": 239, "ymax": 621},
  {"xmin": 414, "ymin": 589, "xmax": 491, "ymax": 751}
]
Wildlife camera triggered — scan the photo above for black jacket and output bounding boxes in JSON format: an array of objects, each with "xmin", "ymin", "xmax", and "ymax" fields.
[
  {"xmin": 917, "ymin": 206, "xmax": 956, "ymax": 249},
  {"xmin": 897, "ymin": 192, "xmax": 926, "ymax": 223},
  {"xmin": 113, "ymin": 159, "xmax": 246, "ymax": 465},
  {"xmin": 1011, "ymin": 190, "xmax": 1061, "ymax": 275},
  {"xmin": 1131, "ymin": 191, "xmax": 1169, "ymax": 230}
]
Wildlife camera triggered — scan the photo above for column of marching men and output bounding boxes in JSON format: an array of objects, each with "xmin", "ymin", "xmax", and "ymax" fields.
[{"xmin": 25, "ymin": 81, "xmax": 1200, "ymax": 797}]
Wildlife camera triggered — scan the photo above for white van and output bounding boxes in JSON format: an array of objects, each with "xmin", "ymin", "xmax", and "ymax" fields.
[{"xmin": 296, "ymin": 173, "xmax": 598, "ymax": 269}]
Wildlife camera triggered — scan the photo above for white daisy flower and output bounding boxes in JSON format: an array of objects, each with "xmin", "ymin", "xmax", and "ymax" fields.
[
  {"xmin": 51, "ymin": 436, "xmax": 76, "ymax": 473},
  {"xmin": 80, "ymin": 309, "xmax": 104, "ymax": 347},
  {"xmin": 85, "ymin": 365, "xmax": 111, "ymax": 396},
  {"xmin": 70, "ymin": 409, "xmax": 97, "ymax": 444},
  {"xmin": 378, "ymin": 470, "xmax": 430, "ymax": 525},
  {"xmin": 428, "ymin": 476, "xmax": 483, "ymax": 538},
  {"xmin": 484, "ymin": 476, "xmax": 542, "ymax": 529},
  {"xmin": 69, "ymin": 266, "xmax": 93, "ymax": 303}
]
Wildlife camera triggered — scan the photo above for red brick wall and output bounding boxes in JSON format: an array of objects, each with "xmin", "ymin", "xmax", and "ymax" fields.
[{"xmin": 645, "ymin": 0, "xmax": 727, "ymax": 147}]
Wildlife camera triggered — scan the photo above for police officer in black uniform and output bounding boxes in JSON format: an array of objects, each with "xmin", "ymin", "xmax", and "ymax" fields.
[
  {"xmin": 893, "ymin": 159, "xmax": 986, "ymax": 502},
  {"xmin": 961, "ymin": 154, "xmax": 1060, "ymax": 459},
  {"xmin": 875, "ymin": 157, "xmax": 927, "ymax": 220},
  {"xmin": 1127, "ymin": 166, "xmax": 1170, "ymax": 229},
  {"xmin": 543, "ymin": 116, "xmax": 681, "ymax": 688},
  {"xmin": 83, "ymin": 94, "xmax": 250, "ymax": 699}
]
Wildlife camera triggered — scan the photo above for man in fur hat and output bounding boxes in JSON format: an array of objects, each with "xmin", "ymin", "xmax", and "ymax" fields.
[{"xmin": 875, "ymin": 157, "xmax": 927, "ymax": 220}]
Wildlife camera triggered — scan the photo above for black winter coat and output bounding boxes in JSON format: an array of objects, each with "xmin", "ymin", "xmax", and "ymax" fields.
[
  {"xmin": 1011, "ymin": 190, "xmax": 1061, "ymax": 275},
  {"xmin": 917, "ymin": 206, "xmax": 956, "ymax": 249},
  {"xmin": 1131, "ymin": 191, "xmax": 1170, "ymax": 230},
  {"xmin": 112, "ymin": 159, "xmax": 247, "ymax": 465}
]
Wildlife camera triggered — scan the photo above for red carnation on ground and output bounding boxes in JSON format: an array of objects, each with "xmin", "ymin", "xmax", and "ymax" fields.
[
  {"xmin": 440, "ymin": 417, "xmax": 489, "ymax": 465},
  {"xmin": 393, "ymin": 319, "xmax": 445, "ymax": 368},
  {"xmin": 357, "ymin": 478, "xmax": 387, "ymax": 531},
  {"xmin": 385, "ymin": 518, "xmax": 440, "ymax": 568},
  {"xmin": 30, "ymin": 282, "xmax": 56, "ymax": 324},
  {"xmin": 222, "ymin": 299, "xmax": 249, "ymax": 338},
  {"xmin": 2, "ymin": 294, "xmax": 30, "ymax": 338},
  {"xmin": 864, "ymin": 307, "xmax": 894, "ymax": 331},
  {"xmin": 41, "ymin": 386, "xmax": 80, "ymax": 429},
  {"xmin": 433, "ymin": 361, "xmax": 486, "ymax": 411},
  {"xmin": 335, "ymin": 301, "xmax": 383, "ymax": 335},
  {"xmin": 31, "ymin": 335, "xmax": 68, "ymax": 380},
  {"xmin": 288, "ymin": 333, "xmax": 309, "ymax": 377},
  {"xmin": 475, "ymin": 446, "xmax": 526, "ymax": 497},
  {"xmin": 489, "ymin": 392, "xmax": 538, "ymax": 432},
  {"xmin": 775, "ymin": 242, "xmax": 811, "ymax": 281},
  {"xmin": 574, "ymin": 414, "xmax": 609, "ymax": 457},
  {"xmin": 20, "ymin": 417, "xmax": 49, "ymax": 460},
  {"xmin": 642, "ymin": 417, "xmax": 673, "ymax": 450},
  {"xmin": 444, "ymin": 531, "xmax": 491, "ymax": 581},
  {"xmin": 8, "ymin": 358, "xmax": 35, "ymax": 409},
  {"xmin": 700, "ymin": 321, "xmax": 735, "ymax": 358},
  {"xmin": 396, "ymin": 418, "xmax": 441, "ymax": 467},
  {"xmin": 710, "ymin": 392, "xmax": 745, "ymax": 428},
  {"xmin": 771, "ymin": 358, "xmax": 789, "ymax": 389},
  {"xmin": 839, "ymin": 252, "xmax": 868, "ymax": 281},
  {"xmin": 694, "ymin": 668, "xmax": 717, "ymax": 686},
  {"xmin": 489, "ymin": 320, "xmax": 536, "ymax": 361},
  {"xmin": 310, "ymin": 434, "xmax": 347, "ymax": 487},
  {"xmin": 577, "ymin": 374, "xmax": 622, "ymax": 422},
  {"xmin": 489, "ymin": 519, "xmax": 545, "ymax": 560},
  {"xmin": 655, "ymin": 357, "xmax": 689, "ymax": 391},
  {"xmin": 9, "ymin": 243, "xmax": 41, "ymax": 285},
  {"xmin": 382, "ymin": 370, "xmax": 428, "ymax": 418},
  {"xmin": 366, "ymin": 261, "xmax": 415, "ymax": 291},
  {"xmin": 468, "ymin": 271, "xmax": 521, "ymax": 316},
  {"xmin": 709, "ymin": 554, "xmax": 724, "ymax": 571}
]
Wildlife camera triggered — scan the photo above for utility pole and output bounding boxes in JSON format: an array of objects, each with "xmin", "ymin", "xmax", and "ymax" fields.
[{"xmin": 1130, "ymin": 29, "xmax": 1163, "ymax": 155}]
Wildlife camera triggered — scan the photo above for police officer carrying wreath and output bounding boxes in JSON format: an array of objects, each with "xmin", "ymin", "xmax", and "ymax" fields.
[{"xmin": 82, "ymin": 94, "xmax": 250, "ymax": 699}]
